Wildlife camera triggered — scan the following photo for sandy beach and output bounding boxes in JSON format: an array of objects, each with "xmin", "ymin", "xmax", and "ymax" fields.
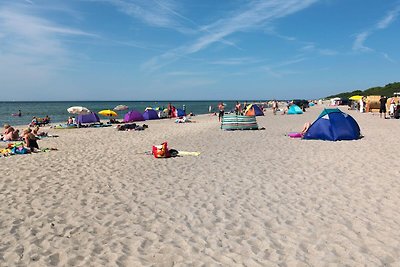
[{"xmin": 1, "ymin": 105, "xmax": 400, "ymax": 266}]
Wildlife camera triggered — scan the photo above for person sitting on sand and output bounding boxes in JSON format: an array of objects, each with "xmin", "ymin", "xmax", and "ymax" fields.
[
  {"xmin": 67, "ymin": 117, "xmax": 73, "ymax": 125},
  {"xmin": 32, "ymin": 126, "xmax": 47, "ymax": 137},
  {"xmin": 30, "ymin": 117, "xmax": 38, "ymax": 126},
  {"xmin": 11, "ymin": 129, "xmax": 20, "ymax": 141},
  {"xmin": 3, "ymin": 124, "xmax": 15, "ymax": 141},
  {"xmin": 22, "ymin": 128, "xmax": 39, "ymax": 152}
]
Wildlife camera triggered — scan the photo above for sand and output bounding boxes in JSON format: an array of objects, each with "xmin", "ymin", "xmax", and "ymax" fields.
[{"xmin": 1, "ymin": 105, "xmax": 400, "ymax": 266}]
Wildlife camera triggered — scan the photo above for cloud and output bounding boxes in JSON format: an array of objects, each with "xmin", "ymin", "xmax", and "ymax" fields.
[
  {"xmin": 377, "ymin": 5, "xmax": 400, "ymax": 29},
  {"xmin": 209, "ymin": 57, "xmax": 261, "ymax": 66},
  {"xmin": 184, "ymin": 0, "xmax": 319, "ymax": 54},
  {"xmin": 0, "ymin": 5, "xmax": 97, "ymax": 86},
  {"xmin": 261, "ymin": 56, "xmax": 306, "ymax": 78},
  {"xmin": 93, "ymin": 0, "xmax": 194, "ymax": 34},
  {"xmin": 353, "ymin": 32, "xmax": 373, "ymax": 52},
  {"xmin": 381, "ymin": 52, "xmax": 396, "ymax": 63},
  {"xmin": 143, "ymin": 0, "xmax": 319, "ymax": 71},
  {"xmin": 353, "ymin": 4, "xmax": 400, "ymax": 52}
]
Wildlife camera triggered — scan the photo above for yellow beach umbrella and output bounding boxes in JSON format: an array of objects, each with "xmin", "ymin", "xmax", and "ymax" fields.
[
  {"xmin": 99, "ymin": 109, "xmax": 118, "ymax": 117},
  {"xmin": 349, "ymin": 95, "xmax": 363, "ymax": 101}
]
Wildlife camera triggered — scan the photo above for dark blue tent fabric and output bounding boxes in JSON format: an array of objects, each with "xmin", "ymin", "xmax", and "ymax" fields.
[
  {"xmin": 247, "ymin": 104, "xmax": 264, "ymax": 116},
  {"xmin": 287, "ymin": 105, "xmax": 303, "ymax": 114},
  {"xmin": 76, "ymin": 112, "xmax": 100, "ymax": 124},
  {"xmin": 176, "ymin": 108, "xmax": 186, "ymax": 117},
  {"xmin": 143, "ymin": 109, "xmax": 159, "ymax": 120},
  {"xmin": 303, "ymin": 109, "xmax": 360, "ymax": 141}
]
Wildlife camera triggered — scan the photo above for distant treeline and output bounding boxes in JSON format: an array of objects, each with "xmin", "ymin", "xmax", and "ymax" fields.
[{"xmin": 326, "ymin": 82, "xmax": 400, "ymax": 99}]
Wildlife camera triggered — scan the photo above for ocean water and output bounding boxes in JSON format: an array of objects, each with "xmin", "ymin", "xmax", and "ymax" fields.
[{"xmin": 0, "ymin": 101, "xmax": 262, "ymax": 127}]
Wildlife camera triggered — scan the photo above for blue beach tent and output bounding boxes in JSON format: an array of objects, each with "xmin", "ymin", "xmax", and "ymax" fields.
[
  {"xmin": 143, "ymin": 109, "xmax": 159, "ymax": 120},
  {"xmin": 303, "ymin": 109, "xmax": 361, "ymax": 141},
  {"xmin": 287, "ymin": 104, "xmax": 303, "ymax": 114},
  {"xmin": 244, "ymin": 104, "xmax": 264, "ymax": 116}
]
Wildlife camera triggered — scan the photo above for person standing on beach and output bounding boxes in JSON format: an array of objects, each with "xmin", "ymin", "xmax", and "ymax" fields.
[
  {"xmin": 235, "ymin": 101, "xmax": 242, "ymax": 115},
  {"xmin": 218, "ymin": 102, "xmax": 225, "ymax": 122},
  {"xmin": 272, "ymin": 100, "xmax": 278, "ymax": 115},
  {"xmin": 379, "ymin": 95, "xmax": 387, "ymax": 119},
  {"xmin": 167, "ymin": 103, "xmax": 172, "ymax": 118}
]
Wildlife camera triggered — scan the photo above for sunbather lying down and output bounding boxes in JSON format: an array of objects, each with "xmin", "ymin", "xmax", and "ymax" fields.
[
  {"xmin": 117, "ymin": 123, "xmax": 148, "ymax": 131},
  {"xmin": 175, "ymin": 116, "xmax": 192, "ymax": 123}
]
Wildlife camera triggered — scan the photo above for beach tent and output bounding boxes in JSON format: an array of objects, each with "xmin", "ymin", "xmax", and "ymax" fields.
[
  {"xmin": 174, "ymin": 108, "xmax": 186, "ymax": 117},
  {"xmin": 303, "ymin": 109, "xmax": 361, "ymax": 141},
  {"xmin": 287, "ymin": 104, "xmax": 303, "ymax": 114},
  {"xmin": 143, "ymin": 109, "xmax": 159, "ymax": 120},
  {"xmin": 244, "ymin": 104, "xmax": 264, "ymax": 116},
  {"xmin": 221, "ymin": 115, "xmax": 258, "ymax": 130},
  {"xmin": 76, "ymin": 112, "xmax": 100, "ymax": 124},
  {"xmin": 158, "ymin": 110, "xmax": 168, "ymax": 119},
  {"xmin": 123, "ymin": 110, "xmax": 145, "ymax": 122}
]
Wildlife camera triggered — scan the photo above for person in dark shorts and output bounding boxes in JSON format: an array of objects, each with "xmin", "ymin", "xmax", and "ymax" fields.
[
  {"xmin": 218, "ymin": 102, "xmax": 225, "ymax": 122},
  {"xmin": 379, "ymin": 95, "xmax": 387, "ymax": 118}
]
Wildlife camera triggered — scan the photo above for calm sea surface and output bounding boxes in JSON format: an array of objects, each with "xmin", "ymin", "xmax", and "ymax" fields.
[{"xmin": 0, "ymin": 101, "xmax": 264, "ymax": 126}]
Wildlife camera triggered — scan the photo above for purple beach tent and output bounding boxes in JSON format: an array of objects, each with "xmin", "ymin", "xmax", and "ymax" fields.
[
  {"xmin": 123, "ymin": 110, "xmax": 145, "ymax": 122},
  {"xmin": 143, "ymin": 109, "xmax": 159, "ymax": 120},
  {"xmin": 76, "ymin": 112, "xmax": 100, "ymax": 124}
]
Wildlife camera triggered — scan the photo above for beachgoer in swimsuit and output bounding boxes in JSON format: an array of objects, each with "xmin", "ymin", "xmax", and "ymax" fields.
[
  {"xmin": 235, "ymin": 101, "xmax": 242, "ymax": 115},
  {"xmin": 23, "ymin": 128, "xmax": 39, "ymax": 151},
  {"xmin": 379, "ymin": 95, "xmax": 387, "ymax": 119},
  {"xmin": 3, "ymin": 124, "xmax": 15, "ymax": 141},
  {"xmin": 167, "ymin": 103, "xmax": 172, "ymax": 119},
  {"xmin": 218, "ymin": 102, "xmax": 225, "ymax": 122},
  {"xmin": 300, "ymin": 122, "xmax": 311, "ymax": 136}
]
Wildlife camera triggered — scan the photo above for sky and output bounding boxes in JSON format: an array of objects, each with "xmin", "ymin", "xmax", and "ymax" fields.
[{"xmin": 0, "ymin": 0, "xmax": 399, "ymax": 101}]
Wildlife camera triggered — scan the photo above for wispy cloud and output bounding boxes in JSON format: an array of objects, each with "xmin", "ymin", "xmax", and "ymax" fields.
[
  {"xmin": 143, "ymin": 0, "xmax": 319, "ymax": 71},
  {"xmin": 353, "ymin": 4, "xmax": 400, "ymax": 52},
  {"xmin": 300, "ymin": 43, "xmax": 338, "ymax": 56},
  {"xmin": 209, "ymin": 57, "xmax": 261, "ymax": 66},
  {"xmin": 92, "ymin": 0, "xmax": 194, "ymax": 34},
  {"xmin": 184, "ymin": 0, "xmax": 318, "ymax": 54},
  {"xmin": 382, "ymin": 52, "xmax": 396, "ymax": 63},
  {"xmin": 0, "ymin": 4, "xmax": 97, "ymax": 85},
  {"xmin": 352, "ymin": 32, "xmax": 373, "ymax": 52},
  {"xmin": 261, "ymin": 56, "xmax": 306, "ymax": 78}
]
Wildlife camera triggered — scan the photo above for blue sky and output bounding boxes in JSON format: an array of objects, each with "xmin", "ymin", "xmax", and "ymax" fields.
[{"xmin": 1, "ymin": 0, "xmax": 399, "ymax": 101}]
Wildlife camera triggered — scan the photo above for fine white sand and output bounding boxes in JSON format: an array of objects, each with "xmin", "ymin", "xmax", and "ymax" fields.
[{"xmin": 1, "ymin": 105, "xmax": 400, "ymax": 266}]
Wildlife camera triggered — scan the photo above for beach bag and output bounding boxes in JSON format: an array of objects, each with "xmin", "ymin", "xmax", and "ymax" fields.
[{"xmin": 152, "ymin": 142, "xmax": 171, "ymax": 158}]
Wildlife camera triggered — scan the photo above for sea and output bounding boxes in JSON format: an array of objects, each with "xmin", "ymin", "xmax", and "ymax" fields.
[{"xmin": 0, "ymin": 100, "xmax": 265, "ymax": 127}]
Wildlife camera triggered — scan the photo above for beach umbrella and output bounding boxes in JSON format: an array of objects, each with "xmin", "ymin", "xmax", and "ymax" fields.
[
  {"xmin": 114, "ymin": 105, "xmax": 128, "ymax": 111},
  {"xmin": 349, "ymin": 95, "xmax": 363, "ymax": 101},
  {"xmin": 99, "ymin": 109, "xmax": 118, "ymax": 117},
  {"xmin": 67, "ymin": 106, "xmax": 91, "ymax": 115}
]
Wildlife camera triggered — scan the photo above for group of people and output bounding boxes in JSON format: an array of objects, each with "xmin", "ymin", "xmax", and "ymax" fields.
[
  {"xmin": 354, "ymin": 96, "xmax": 400, "ymax": 119},
  {"xmin": 379, "ymin": 95, "xmax": 400, "ymax": 119},
  {"xmin": 30, "ymin": 115, "xmax": 51, "ymax": 127},
  {"xmin": 1, "ymin": 124, "xmax": 42, "ymax": 152}
]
